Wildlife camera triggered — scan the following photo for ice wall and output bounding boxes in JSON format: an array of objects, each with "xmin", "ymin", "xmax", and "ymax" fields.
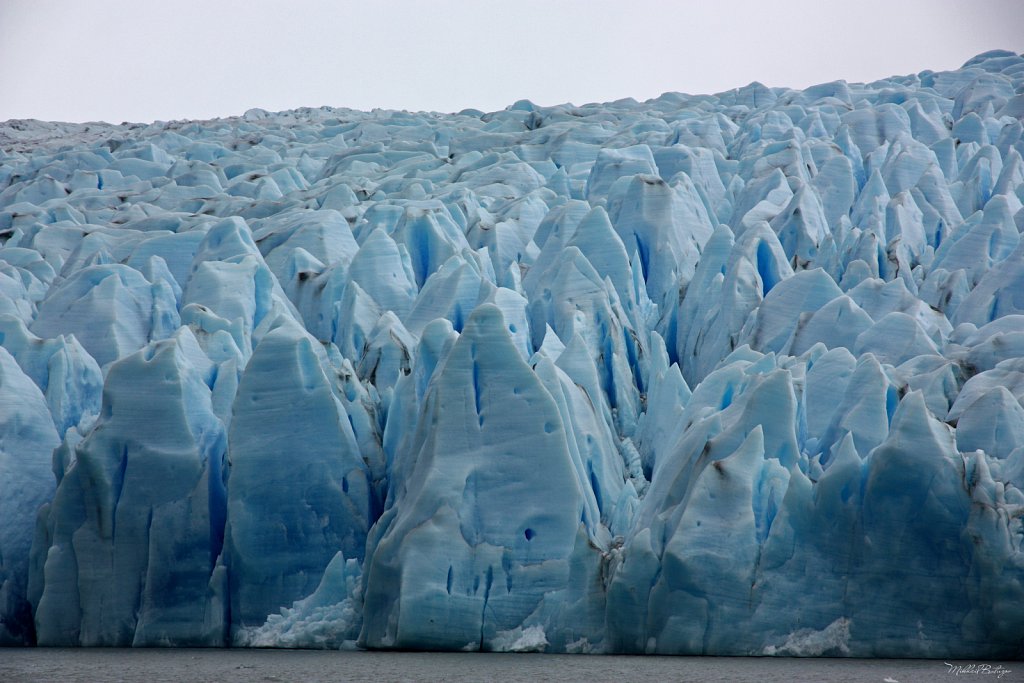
[{"xmin": 1, "ymin": 50, "xmax": 1023, "ymax": 657}]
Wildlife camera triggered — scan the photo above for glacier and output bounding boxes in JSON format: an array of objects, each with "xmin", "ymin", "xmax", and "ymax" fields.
[{"xmin": 2, "ymin": 50, "xmax": 1024, "ymax": 658}]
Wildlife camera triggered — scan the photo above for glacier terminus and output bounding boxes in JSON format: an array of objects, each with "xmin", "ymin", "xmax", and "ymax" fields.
[{"xmin": 1, "ymin": 50, "xmax": 1024, "ymax": 658}]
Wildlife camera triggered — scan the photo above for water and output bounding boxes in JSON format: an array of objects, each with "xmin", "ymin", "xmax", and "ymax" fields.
[{"xmin": 0, "ymin": 649, "xmax": 1017, "ymax": 683}]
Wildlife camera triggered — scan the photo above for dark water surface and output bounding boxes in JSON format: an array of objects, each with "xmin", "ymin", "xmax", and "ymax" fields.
[{"xmin": 0, "ymin": 648, "xmax": 1017, "ymax": 683}]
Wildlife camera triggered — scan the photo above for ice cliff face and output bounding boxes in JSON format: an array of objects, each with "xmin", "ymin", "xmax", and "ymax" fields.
[{"xmin": 2, "ymin": 50, "xmax": 1024, "ymax": 657}]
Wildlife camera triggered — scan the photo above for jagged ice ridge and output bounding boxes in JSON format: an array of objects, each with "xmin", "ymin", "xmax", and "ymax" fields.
[{"xmin": 2, "ymin": 50, "xmax": 1024, "ymax": 657}]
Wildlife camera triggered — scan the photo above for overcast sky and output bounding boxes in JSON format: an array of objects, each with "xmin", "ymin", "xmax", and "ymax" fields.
[{"xmin": 2, "ymin": 0, "xmax": 1022, "ymax": 124}]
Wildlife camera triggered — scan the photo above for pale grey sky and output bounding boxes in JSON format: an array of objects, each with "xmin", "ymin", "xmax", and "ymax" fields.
[{"xmin": 2, "ymin": 0, "xmax": 1022, "ymax": 123}]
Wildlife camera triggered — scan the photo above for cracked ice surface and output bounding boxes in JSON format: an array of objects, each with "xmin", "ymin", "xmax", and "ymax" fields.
[{"xmin": 2, "ymin": 50, "xmax": 1024, "ymax": 657}]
